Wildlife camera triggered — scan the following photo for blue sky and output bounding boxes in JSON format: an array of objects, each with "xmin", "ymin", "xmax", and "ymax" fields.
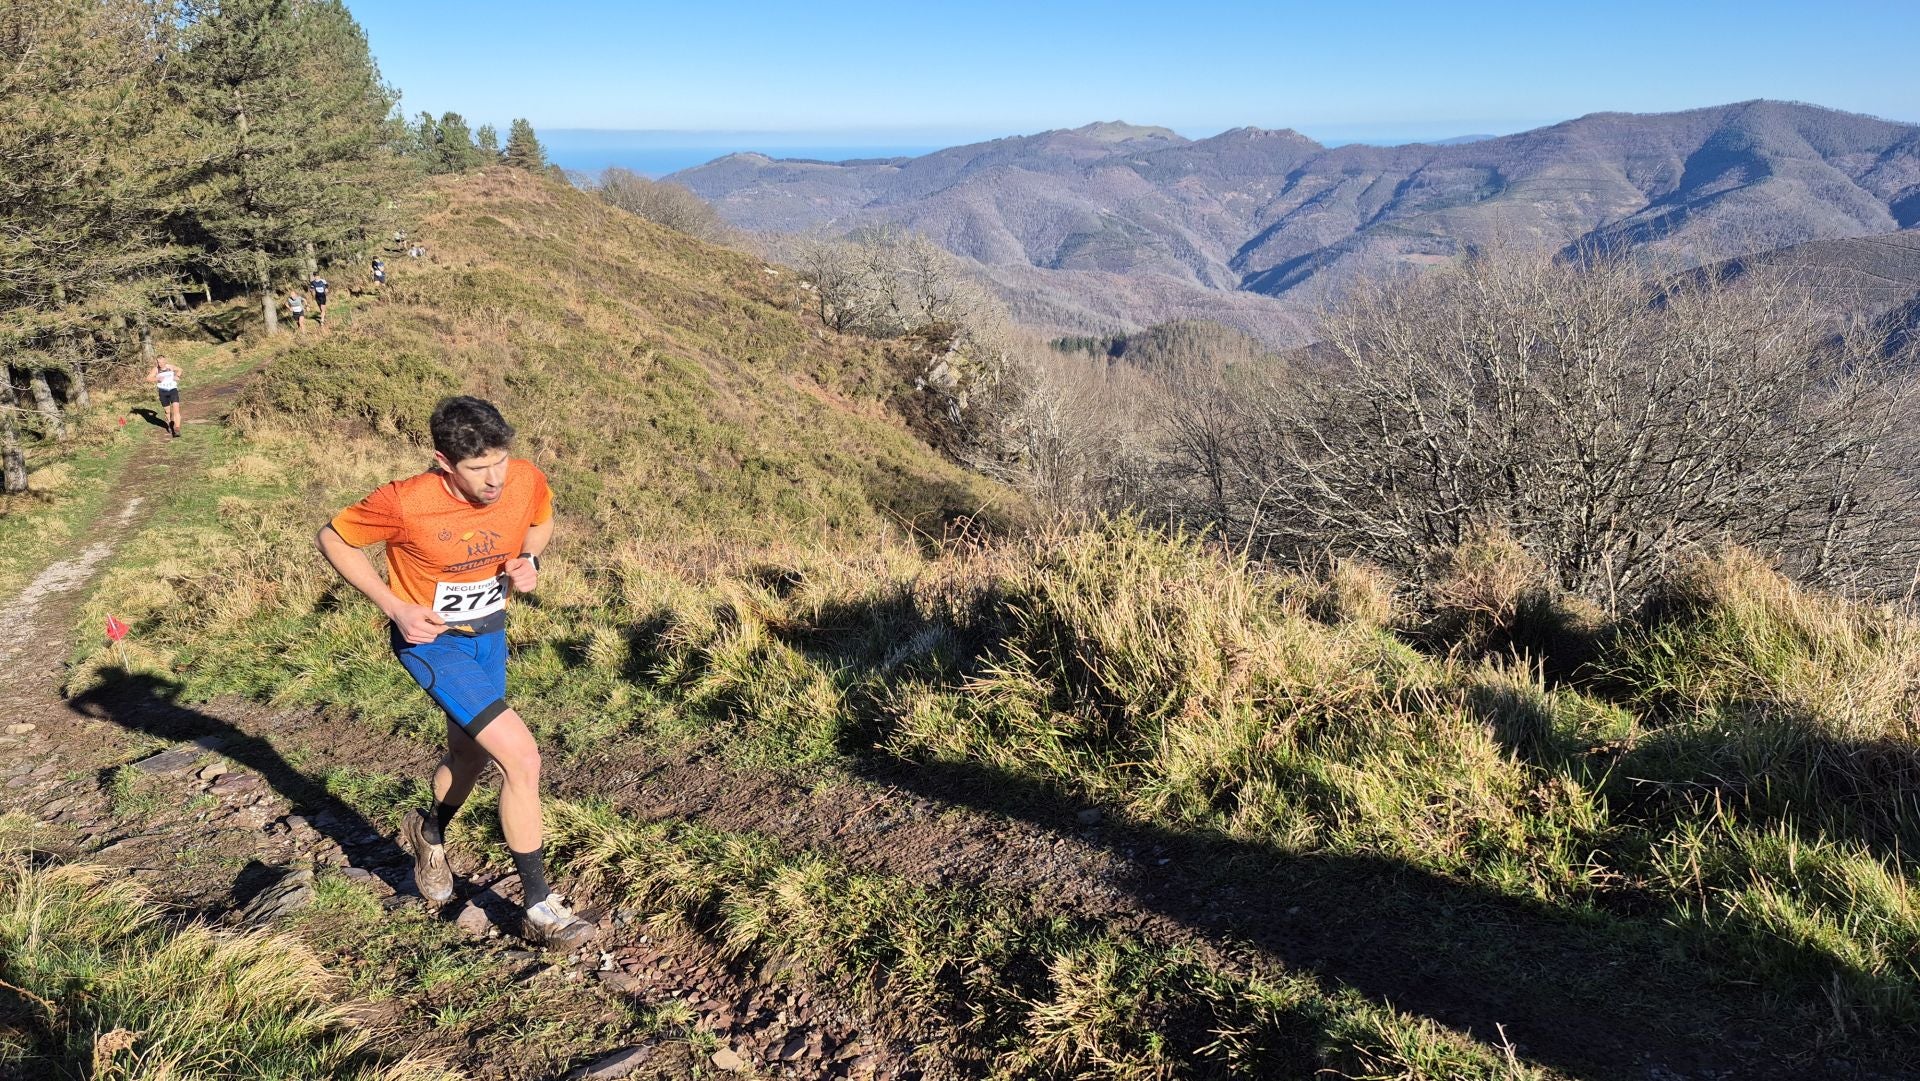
[{"xmin": 357, "ymin": 0, "xmax": 1920, "ymax": 145}]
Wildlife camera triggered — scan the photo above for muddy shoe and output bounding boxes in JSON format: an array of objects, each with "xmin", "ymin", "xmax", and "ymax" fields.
[
  {"xmin": 400, "ymin": 810, "xmax": 454, "ymax": 903},
  {"xmin": 523, "ymin": 894, "xmax": 597, "ymax": 949}
]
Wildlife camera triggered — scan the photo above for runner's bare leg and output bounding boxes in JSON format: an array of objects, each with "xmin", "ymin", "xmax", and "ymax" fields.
[
  {"xmin": 467, "ymin": 707, "xmax": 543, "ymax": 852},
  {"xmin": 433, "ymin": 717, "xmax": 491, "ymax": 811}
]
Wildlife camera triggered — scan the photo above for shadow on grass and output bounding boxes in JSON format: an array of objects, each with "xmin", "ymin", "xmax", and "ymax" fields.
[
  {"xmin": 129, "ymin": 407, "xmax": 171, "ymax": 431},
  {"xmin": 756, "ymin": 581, "xmax": 1914, "ymax": 1080},
  {"xmin": 67, "ymin": 667, "xmax": 417, "ymax": 905},
  {"xmin": 1465, "ymin": 675, "xmax": 1920, "ymax": 878},
  {"xmin": 196, "ymin": 305, "xmax": 253, "ymax": 343},
  {"xmin": 841, "ymin": 750, "xmax": 1895, "ymax": 1081}
]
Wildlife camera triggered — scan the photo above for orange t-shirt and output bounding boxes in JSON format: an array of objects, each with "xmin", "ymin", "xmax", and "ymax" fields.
[{"xmin": 330, "ymin": 459, "xmax": 552, "ymax": 633}]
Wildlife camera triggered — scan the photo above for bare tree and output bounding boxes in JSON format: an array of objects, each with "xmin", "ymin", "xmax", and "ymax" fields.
[
  {"xmin": 593, "ymin": 167, "xmax": 725, "ymax": 242},
  {"xmin": 964, "ymin": 341, "xmax": 1159, "ymax": 515},
  {"xmin": 1208, "ymin": 251, "xmax": 1920, "ymax": 603}
]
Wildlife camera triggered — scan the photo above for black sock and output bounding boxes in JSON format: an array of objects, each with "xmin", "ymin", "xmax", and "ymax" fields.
[
  {"xmin": 511, "ymin": 846, "xmax": 550, "ymax": 907},
  {"xmin": 421, "ymin": 801, "xmax": 458, "ymax": 846}
]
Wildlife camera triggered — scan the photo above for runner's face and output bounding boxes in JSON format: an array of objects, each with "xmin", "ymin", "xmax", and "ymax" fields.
[{"xmin": 435, "ymin": 448, "xmax": 509, "ymax": 504}]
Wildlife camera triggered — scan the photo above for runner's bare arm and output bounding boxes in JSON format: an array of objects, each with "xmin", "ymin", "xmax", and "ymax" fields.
[
  {"xmin": 315, "ymin": 524, "xmax": 446, "ymax": 642},
  {"xmin": 503, "ymin": 518, "xmax": 552, "ymax": 594}
]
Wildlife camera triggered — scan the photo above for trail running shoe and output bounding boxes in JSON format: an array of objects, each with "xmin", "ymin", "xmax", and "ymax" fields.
[
  {"xmin": 400, "ymin": 809, "xmax": 454, "ymax": 903},
  {"xmin": 523, "ymin": 894, "xmax": 598, "ymax": 949}
]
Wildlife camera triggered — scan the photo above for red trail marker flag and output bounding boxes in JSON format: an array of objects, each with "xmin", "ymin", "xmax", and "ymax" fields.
[{"xmin": 105, "ymin": 615, "xmax": 130, "ymax": 667}]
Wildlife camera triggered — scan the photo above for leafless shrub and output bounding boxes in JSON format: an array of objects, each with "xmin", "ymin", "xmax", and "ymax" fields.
[
  {"xmin": 964, "ymin": 341, "xmax": 1157, "ymax": 516},
  {"xmin": 789, "ymin": 226, "xmax": 1003, "ymax": 341},
  {"xmin": 1175, "ymin": 250, "xmax": 1920, "ymax": 605},
  {"xmin": 593, "ymin": 167, "xmax": 725, "ymax": 242}
]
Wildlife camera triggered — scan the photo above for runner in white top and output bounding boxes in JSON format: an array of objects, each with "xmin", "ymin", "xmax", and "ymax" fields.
[
  {"xmin": 148, "ymin": 355, "xmax": 183, "ymax": 438},
  {"xmin": 287, "ymin": 290, "xmax": 306, "ymax": 332}
]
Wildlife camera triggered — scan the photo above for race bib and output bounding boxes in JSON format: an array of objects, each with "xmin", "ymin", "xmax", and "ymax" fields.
[{"xmin": 432, "ymin": 577, "xmax": 507, "ymax": 620}]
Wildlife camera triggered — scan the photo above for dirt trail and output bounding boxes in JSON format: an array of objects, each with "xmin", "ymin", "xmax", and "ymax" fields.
[
  {"xmin": 0, "ymin": 357, "xmax": 1902, "ymax": 1081},
  {"xmin": 0, "ymin": 356, "xmax": 915, "ymax": 1080}
]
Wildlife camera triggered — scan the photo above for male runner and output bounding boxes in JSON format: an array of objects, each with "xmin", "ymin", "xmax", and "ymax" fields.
[
  {"xmin": 310, "ymin": 275, "xmax": 329, "ymax": 326},
  {"xmin": 147, "ymin": 354, "xmax": 183, "ymax": 438},
  {"xmin": 315, "ymin": 396, "xmax": 596, "ymax": 948},
  {"xmin": 372, "ymin": 258, "xmax": 386, "ymax": 289},
  {"xmin": 287, "ymin": 289, "xmax": 305, "ymax": 331}
]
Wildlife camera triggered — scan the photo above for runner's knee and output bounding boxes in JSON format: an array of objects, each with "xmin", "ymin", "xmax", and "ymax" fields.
[
  {"xmin": 497, "ymin": 744, "xmax": 541, "ymax": 785},
  {"xmin": 486, "ymin": 710, "xmax": 541, "ymax": 783}
]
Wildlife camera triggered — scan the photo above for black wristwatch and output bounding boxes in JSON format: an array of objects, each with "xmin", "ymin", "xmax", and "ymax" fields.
[{"xmin": 520, "ymin": 552, "xmax": 541, "ymax": 571}]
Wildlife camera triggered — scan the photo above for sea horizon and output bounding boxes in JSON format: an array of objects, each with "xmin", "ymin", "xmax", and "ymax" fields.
[{"xmin": 548, "ymin": 144, "xmax": 946, "ymax": 179}]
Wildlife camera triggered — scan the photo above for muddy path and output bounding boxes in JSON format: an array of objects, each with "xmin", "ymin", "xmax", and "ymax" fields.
[{"xmin": 0, "ymin": 365, "xmax": 1904, "ymax": 1081}]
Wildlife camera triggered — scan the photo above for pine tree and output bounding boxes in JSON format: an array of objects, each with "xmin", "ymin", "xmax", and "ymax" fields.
[
  {"xmin": 411, "ymin": 110, "xmax": 438, "ymax": 160},
  {"xmin": 0, "ymin": 0, "xmax": 179, "ymax": 484},
  {"xmin": 434, "ymin": 111, "xmax": 483, "ymax": 173},
  {"xmin": 476, "ymin": 123, "xmax": 500, "ymax": 159},
  {"xmin": 503, "ymin": 118, "xmax": 546, "ymax": 171},
  {"xmin": 172, "ymin": 0, "xmax": 400, "ymax": 334}
]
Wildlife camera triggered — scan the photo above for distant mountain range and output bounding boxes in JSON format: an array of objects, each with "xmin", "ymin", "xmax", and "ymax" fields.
[{"xmin": 670, "ymin": 101, "xmax": 1920, "ymax": 345}]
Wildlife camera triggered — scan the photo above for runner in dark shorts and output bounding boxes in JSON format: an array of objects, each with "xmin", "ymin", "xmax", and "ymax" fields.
[
  {"xmin": 310, "ymin": 275, "xmax": 329, "ymax": 325},
  {"xmin": 372, "ymin": 258, "xmax": 386, "ymax": 288},
  {"xmin": 148, "ymin": 356, "xmax": 183, "ymax": 438}
]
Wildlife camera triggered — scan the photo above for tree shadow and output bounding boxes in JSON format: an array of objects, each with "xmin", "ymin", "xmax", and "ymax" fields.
[
  {"xmin": 843, "ymin": 750, "xmax": 1899, "ymax": 1080},
  {"xmin": 196, "ymin": 306, "xmax": 253, "ymax": 343},
  {"xmin": 67, "ymin": 667, "xmax": 417, "ymax": 903}
]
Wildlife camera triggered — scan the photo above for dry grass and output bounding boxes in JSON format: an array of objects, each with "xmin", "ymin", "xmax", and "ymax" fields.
[{"xmin": 0, "ymin": 817, "xmax": 455, "ymax": 1079}]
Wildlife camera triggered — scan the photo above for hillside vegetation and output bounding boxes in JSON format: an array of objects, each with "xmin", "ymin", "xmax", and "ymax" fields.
[{"xmin": 34, "ymin": 166, "xmax": 1918, "ymax": 1078}]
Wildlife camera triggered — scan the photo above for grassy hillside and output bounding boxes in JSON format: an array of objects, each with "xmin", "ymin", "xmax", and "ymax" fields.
[
  {"xmin": 48, "ymin": 168, "xmax": 1920, "ymax": 1078},
  {"xmin": 253, "ymin": 167, "xmax": 1012, "ymax": 542}
]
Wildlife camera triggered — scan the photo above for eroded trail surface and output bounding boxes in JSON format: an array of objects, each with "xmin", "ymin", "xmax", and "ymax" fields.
[
  {"xmin": 0, "ymin": 373, "xmax": 919, "ymax": 1080},
  {"xmin": 0, "ymin": 379, "xmax": 1899, "ymax": 1081}
]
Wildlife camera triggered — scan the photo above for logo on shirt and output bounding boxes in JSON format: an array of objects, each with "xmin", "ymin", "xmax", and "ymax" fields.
[{"xmin": 460, "ymin": 529, "xmax": 502, "ymax": 559}]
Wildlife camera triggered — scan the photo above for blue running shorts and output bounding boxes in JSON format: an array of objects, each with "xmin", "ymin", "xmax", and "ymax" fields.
[{"xmin": 391, "ymin": 626, "xmax": 509, "ymax": 735}]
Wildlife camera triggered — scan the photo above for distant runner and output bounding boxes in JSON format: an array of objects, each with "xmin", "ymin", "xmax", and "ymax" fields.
[
  {"xmin": 310, "ymin": 275, "xmax": 329, "ymax": 326},
  {"xmin": 287, "ymin": 289, "xmax": 306, "ymax": 331},
  {"xmin": 315, "ymin": 396, "xmax": 596, "ymax": 949},
  {"xmin": 372, "ymin": 258, "xmax": 386, "ymax": 289},
  {"xmin": 147, "ymin": 355, "xmax": 183, "ymax": 439}
]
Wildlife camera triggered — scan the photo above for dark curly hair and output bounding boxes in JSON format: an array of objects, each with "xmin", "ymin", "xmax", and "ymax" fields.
[{"xmin": 430, "ymin": 396, "xmax": 514, "ymax": 463}]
